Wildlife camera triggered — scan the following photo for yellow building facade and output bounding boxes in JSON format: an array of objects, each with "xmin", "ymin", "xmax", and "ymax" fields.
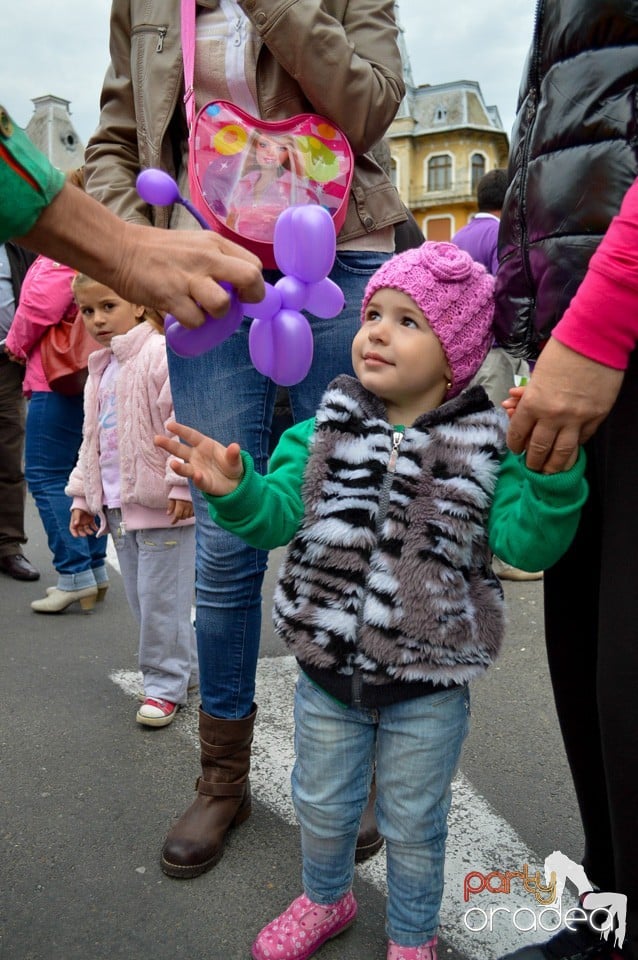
[{"xmin": 387, "ymin": 79, "xmax": 509, "ymax": 241}]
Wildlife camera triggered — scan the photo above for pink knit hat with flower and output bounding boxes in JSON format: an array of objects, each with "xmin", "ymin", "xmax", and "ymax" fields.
[{"xmin": 361, "ymin": 241, "xmax": 495, "ymax": 398}]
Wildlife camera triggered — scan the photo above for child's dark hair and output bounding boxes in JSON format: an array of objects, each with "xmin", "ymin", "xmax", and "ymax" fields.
[{"xmin": 71, "ymin": 274, "xmax": 165, "ymax": 334}]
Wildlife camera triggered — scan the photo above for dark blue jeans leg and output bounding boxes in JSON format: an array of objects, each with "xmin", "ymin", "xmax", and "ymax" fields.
[{"xmin": 25, "ymin": 391, "xmax": 106, "ymax": 588}]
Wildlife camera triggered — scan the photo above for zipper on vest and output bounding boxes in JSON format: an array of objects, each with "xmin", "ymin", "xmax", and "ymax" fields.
[
  {"xmin": 387, "ymin": 430, "xmax": 404, "ymax": 474},
  {"xmin": 377, "ymin": 431, "xmax": 404, "ymax": 529}
]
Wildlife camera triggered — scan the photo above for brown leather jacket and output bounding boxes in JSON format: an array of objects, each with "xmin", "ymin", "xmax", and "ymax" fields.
[{"xmin": 85, "ymin": 0, "xmax": 407, "ymax": 243}]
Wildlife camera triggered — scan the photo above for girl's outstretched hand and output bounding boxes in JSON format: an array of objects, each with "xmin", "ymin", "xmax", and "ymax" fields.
[{"xmin": 155, "ymin": 421, "xmax": 244, "ymax": 497}]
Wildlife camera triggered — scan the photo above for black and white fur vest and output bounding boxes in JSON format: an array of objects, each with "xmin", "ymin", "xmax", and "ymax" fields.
[{"xmin": 273, "ymin": 375, "xmax": 507, "ymax": 691}]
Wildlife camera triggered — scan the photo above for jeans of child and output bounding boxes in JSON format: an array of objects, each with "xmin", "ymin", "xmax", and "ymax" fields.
[
  {"xmin": 25, "ymin": 391, "xmax": 107, "ymax": 589},
  {"xmin": 166, "ymin": 250, "xmax": 390, "ymax": 719},
  {"xmin": 292, "ymin": 671, "xmax": 470, "ymax": 947},
  {"xmin": 106, "ymin": 508, "xmax": 198, "ymax": 704}
]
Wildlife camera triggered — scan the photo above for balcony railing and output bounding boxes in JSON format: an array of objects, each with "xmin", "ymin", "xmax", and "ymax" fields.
[{"xmin": 406, "ymin": 177, "xmax": 478, "ymax": 208}]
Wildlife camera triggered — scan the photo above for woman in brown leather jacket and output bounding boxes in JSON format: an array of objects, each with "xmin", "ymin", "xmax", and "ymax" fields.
[{"xmin": 85, "ymin": 0, "xmax": 407, "ymax": 881}]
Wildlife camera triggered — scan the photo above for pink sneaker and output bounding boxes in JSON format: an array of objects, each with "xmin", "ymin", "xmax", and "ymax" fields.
[
  {"xmin": 387, "ymin": 934, "xmax": 438, "ymax": 960},
  {"xmin": 251, "ymin": 891, "xmax": 357, "ymax": 960},
  {"xmin": 136, "ymin": 697, "xmax": 178, "ymax": 727}
]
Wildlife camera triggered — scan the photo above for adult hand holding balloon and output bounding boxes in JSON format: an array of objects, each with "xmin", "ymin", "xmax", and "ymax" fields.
[
  {"xmin": 136, "ymin": 169, "xmax": 344, "ymax": 383},
  {"xmin": 137, "ymin": 169, "xmax": 244, "ymax": 357}
]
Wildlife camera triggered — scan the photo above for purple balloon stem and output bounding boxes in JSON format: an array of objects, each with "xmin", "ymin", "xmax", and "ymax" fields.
[{"xmin": 180, "ymin": 197, "xmax": 212, "ymax": 231}]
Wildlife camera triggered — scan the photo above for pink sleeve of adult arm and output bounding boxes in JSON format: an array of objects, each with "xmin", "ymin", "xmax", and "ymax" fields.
[{"xmin": 553, "ymin": 178, "xmax": 638, "ymax": 370}]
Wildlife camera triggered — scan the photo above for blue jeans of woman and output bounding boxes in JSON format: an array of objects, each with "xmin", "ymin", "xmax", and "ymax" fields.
[
  {"xmin": 25, "ymin": 391, "xmax": 107, "ymax": 589},
  {"xmin": 292, "ymin": 671, "xmax": 470, "ymax": 946},
  {"xmin": 167, "ymin": 250, "xmax": 390, "ymax": 719}
]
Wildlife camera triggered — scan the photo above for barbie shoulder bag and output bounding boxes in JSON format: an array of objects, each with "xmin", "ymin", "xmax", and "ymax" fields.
[{"xmin": 181, "ymin": 0, "xmax": 353, "ymax": 268}]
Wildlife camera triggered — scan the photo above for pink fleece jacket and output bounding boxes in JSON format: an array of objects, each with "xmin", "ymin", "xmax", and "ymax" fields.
[
  {"xmin": 6, "ymin": 256, "xmax": 79, "ymax": 395},
  {"xmin": 553, "ymin": 177, "xmax": 638, "ymax": 369},
  {"xmin": 66, "ymin": 321, "xmax": 193, "ymax": 535}
]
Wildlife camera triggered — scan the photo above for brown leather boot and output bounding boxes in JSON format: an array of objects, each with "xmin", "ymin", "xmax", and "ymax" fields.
[
  {"xmin": 161, "ymin": 705, "xmax": 257, "ymax": 878},
  {"xmin": 355, "ymin": 771, "xmax": 384, "ymax": 863}
]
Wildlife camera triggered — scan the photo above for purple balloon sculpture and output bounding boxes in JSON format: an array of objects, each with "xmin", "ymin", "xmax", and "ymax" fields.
[
  {"xmin": 241, "ymin": 204, "xmax": 344, "ymax": 384},
  {"xmin": 136, "ymin": 169, "xmax": 344, "ymax": 383}
]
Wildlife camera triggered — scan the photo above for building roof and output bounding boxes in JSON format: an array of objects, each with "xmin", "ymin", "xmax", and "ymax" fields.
[
  {"xmin": 404, "ymin": 80, "xmax": 503, "ymax": 134},
  {"xmin": 25, "ymin": 95, "xmax": 84, "ymax": 172},
  {"xmin": 393, "ymin": 79, "xmax": 505, "ymax": 137}
]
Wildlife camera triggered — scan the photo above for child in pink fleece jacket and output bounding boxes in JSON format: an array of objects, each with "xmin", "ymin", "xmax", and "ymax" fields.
[{"xmin": 66, "ymin": 275, "xmax": 197, "ymax": 728}]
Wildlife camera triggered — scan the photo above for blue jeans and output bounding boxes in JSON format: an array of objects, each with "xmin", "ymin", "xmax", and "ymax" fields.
[
  {"xmin": 25, "ymin": 391, "xmax": 107, "ymax": 589},
  {"xmin": 167, "ymin": 250, "xmax": 390, "ymax": 719},
  {"xmin": 292, "ymin": 672, "xmax": 470, "ymax": 946}
]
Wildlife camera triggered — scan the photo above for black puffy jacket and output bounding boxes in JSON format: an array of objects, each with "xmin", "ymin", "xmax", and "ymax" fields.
[{"xmin": 493, "ymin": 0, "xmax": 638, "ymax": 358}]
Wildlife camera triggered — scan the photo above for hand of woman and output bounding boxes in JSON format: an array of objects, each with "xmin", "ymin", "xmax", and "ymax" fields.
[
  {"xmin": 19, "ymin": 182, "xmax": 266, "ymax": 328},
  {"xmin": 113, "ymin": 223, "xmax": 265, "ymax": 328},
  {"xmin": 507, "ymin": 338, "xmax": 624, "ymax": 473}
]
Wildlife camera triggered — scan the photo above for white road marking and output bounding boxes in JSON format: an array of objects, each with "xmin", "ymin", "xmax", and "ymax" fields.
[
  {"xmin": 111, "ymin": 657, "xmax": 574, "ymax": 959},
  {"xmin": 106, "ymin": 537, "xmax": 119, "ymax": 569}
]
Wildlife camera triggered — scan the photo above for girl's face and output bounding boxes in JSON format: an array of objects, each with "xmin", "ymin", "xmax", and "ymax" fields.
[
  {"xmin": 352, "ymin": 288, "xmax": 452, "ymax": 426},
  {"xmin": 255, "ymin": 137, "xmax": 288, "ymax": 167},
  {"xmin": 75, "ymin": 281, "xmax": 145, "ymax": 347}
]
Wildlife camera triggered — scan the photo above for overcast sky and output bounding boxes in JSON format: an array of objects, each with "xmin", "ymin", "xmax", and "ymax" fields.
[{"xmin": 0, "ymin": 1, "xmax": 536, "ymax": 146}]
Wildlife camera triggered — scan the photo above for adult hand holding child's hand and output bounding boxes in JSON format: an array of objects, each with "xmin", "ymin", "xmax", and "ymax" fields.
[{"xmin": 505, "ymin": 338, "xmax": 624, "ymax": 474}]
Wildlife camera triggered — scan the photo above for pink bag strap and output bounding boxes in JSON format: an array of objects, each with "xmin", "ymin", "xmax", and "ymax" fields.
[{"xmin": 181, "ymin": 0, "xmax": 197, "ymax": 131}]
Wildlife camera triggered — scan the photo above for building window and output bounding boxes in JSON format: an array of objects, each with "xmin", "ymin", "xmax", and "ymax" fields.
[
  {"xmin": 428, "ymin": 154, "xmax": 452, "ymax": 192},
  {"xmin": 433, "ymin": 105, "xmax": 447, "ymax": 124},
  {"xmin": 389, "ymin": 156, "xmax": 398, "ymax": 189},
  {"xmin": 425, "ymin": 216, "xmax": 452, "ymax": 241},
  {"xmin": 471, "ymin": 153, "xmax": 486, "ymax": 192}
]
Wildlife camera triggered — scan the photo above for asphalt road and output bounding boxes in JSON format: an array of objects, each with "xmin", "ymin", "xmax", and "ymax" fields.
[{"xmin": 0, "ymin": 498, "xmax": 583, "ymax": 960}]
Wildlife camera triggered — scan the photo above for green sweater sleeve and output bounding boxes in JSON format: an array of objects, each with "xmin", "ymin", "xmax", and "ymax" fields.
[
  {"xmin": 204, "ymin": 418, "xmax": 315, "ymax": 549},
  {"xmin": 0, "ymin": 107, "xmax": 66, "ymax": 243},
  {"xmin": 488, "ymin": 448, "xmax": 589, "ymax": 572}
]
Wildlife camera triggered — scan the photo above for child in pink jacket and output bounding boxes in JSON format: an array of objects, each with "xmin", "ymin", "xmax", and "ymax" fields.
[{"xmin": 66, "ymin": 275, "xmax": 197, "ymax": 728}]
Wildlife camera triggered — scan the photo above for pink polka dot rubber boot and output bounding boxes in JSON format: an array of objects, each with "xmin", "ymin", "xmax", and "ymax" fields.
[
  {"xmin": 251, "ymin": 890, "xmax": 358, "ymax": 960},
  {"xmin": 387, "ymin": 934, "xmax": 438, "ymax": 960}
]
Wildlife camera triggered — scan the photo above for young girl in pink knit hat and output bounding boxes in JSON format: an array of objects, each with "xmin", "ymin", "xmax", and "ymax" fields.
[{"xmin": 155, "ymin": 242, "xmax": 588, "ymax": 960}]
